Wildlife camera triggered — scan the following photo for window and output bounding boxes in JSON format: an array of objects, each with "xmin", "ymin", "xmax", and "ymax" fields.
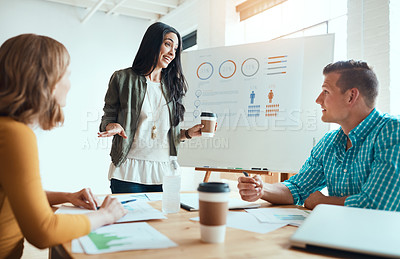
[
  {"xmin": 239, "ymin": 0, "xmax": 347, "ymax": 61},
  {"xmin": 182, "ymin": 30, "xmax": 197, "ymax": 51},
  {"xmin": 237, "ymin": 0, "xmax": 347, "ymax": 130}
]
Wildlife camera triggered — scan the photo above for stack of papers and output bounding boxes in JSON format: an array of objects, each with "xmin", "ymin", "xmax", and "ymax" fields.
[
  {"xmin": 180, "ymin": 193, "xmax": 260, "ymax": 211},
  {"xmin": 73, "ymin": 222, "xmax": 177, "ymax": 254},
  {"xmin": 245, "ymin": 208, "xmax": 310, "ymax": 226},
  {"xmin": 190, "ymin": 212, "xmax": 286, "ymax": 234},
  {"xmin": 191, "ymin": 208, "xmax": 309, "ymax": 234},
  {"xmin": 57, "ymin": 199, "xmax": 174, "ymax": 254}
]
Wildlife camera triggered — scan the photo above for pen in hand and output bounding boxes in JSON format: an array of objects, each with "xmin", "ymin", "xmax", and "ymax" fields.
[
  {"xmin": 97, "ymin": 198, "xmax": 137, "ymax": 210},
  {"xmin": 243, "ymin": 171, "xmax": 262, "ymax": 189},
  {"xmin": 121, "ymin": 199, "xmax": 137, "ymax": 205}
]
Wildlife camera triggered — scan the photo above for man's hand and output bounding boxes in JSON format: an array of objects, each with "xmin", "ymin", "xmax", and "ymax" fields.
[
  {"xmin": 304, "ymin": 191, "xmax": 347, "ymax": 210},
  {"xmin": 304, "ymin": 191, "xmax": 327, "ymax": 210},
  {"xmin": 237, "ymin": 175, "xmax": 264, "ymax": 202}
]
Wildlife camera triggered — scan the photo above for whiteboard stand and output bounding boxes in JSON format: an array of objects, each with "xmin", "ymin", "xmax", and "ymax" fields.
[{"xmin": 195, "ymin": 167, "xmax": 295, "ymax": 183}]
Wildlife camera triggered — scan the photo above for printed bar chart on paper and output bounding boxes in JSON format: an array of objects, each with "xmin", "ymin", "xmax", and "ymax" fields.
[
  {"xmin": 77, "ymin": 222, "xmax": 177, "ymax": 254},
  {"xmin": 87, "ymin": 232, "xmax": 130, "ymax": 250},
  {"xmin": 245, "ymin": 208, "xmax": 310, "ymax": 226}
]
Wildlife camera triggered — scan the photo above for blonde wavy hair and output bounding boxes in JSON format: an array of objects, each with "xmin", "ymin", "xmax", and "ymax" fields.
[{"xmin": 0, "ymin": 33, "xmax": 70, "ymax": 130}]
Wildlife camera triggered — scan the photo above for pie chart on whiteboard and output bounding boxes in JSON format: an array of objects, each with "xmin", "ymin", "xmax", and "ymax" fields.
[
  {"xmin": 219, "ymin": 60, "xmax": 236, "ymax": 79},
  {"xmin": 196, "ymin": 62, "xmax": 213, "ymax": 80},
  {"xmin": 241, "ymin": 58, "xmax": 259, "ymax": 77}
]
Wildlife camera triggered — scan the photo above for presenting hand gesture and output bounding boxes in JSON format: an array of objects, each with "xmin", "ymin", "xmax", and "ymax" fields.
[{"xmin": 98, "ymin": 123, "xmax": 127, "ymax": 139}]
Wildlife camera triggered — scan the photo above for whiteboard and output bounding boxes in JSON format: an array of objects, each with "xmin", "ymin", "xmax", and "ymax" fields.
[{"xmin": 178, "ymin": 34, "xmax": 334, "ymax": 172}]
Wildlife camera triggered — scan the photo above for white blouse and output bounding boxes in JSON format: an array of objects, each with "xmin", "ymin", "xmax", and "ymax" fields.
[{"xmin": 108, "ymin": 79, "xmax": 172, "ymax": 184}]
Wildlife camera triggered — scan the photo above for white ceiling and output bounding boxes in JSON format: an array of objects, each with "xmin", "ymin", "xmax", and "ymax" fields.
[{"xmin": 44, "ymin": 0, "xmax": 191, "ymax": 23}]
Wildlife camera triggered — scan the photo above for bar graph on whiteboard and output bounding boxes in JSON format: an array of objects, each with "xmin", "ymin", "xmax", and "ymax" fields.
[{"xmin": 267, "ymin": 55, "xmax": 288, "ymax": 75}]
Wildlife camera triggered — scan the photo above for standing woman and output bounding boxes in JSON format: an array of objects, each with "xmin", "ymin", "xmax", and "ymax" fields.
[
  {"xmin": 98, "ymin": 22, "xmax": 203, "ymax": 193},
  {"xmin": 0, "ymin": 34, "xmax": 126, "ymax": 258}
]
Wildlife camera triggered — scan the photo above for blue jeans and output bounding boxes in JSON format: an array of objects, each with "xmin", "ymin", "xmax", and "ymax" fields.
[{"xmin": 110, "ymin": 179, "xmax": 163, "ymax": 194}]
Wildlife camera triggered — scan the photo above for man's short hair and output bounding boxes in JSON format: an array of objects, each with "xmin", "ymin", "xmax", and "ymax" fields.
[{"xmin": 323, "ymin": 60, "xmax": 378, "ymax": 108}]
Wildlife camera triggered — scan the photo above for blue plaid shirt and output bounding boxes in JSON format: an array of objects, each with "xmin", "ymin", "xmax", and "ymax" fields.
[{"xmin": 283, "ymin": 109, "xmax": 400, "ymax": 211}]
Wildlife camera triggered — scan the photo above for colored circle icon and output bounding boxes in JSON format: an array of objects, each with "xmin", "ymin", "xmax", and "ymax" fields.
[
  {"xmin": 197, "ymin": 62, "xmax": 213, "ymax": 80},
  {"xmin": 193, "ymin": 110, "xmax": 200, "ymax": 118},
  {"xmin": 219, "ymin": 60, "xmax": 236, "ymax": 79},
  {"xmin": 194, "ymin": 100, "xmax": 201, "ymax": 108},
  {"xmin": 241, "ymin": 58, "xmax": 259, "ymax": 77}
]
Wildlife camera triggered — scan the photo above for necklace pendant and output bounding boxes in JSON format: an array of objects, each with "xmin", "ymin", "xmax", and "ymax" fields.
[{"xmin": 151, "ymin": 125, "xmax": 157, "ymax": 139}]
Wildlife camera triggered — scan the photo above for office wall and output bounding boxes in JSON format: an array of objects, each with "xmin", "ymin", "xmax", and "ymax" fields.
[
  {"xmin": 0, "ymin": 0, "xmax": 150, "ymax": 194},
  {"xmin": 347, "ymin": 0, "xmax": 396, "ymax": 114},
  {"xmin": 160, "ymin": 0, "xmax": 243, "ymax": 49},
  {"xmin": 390, "ymin": 0, "xmax": 400, "ymax": 115}
]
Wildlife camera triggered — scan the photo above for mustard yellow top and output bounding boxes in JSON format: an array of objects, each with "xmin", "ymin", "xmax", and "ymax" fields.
[{"xmin": 0, "ymin": 117, "xmax": 90, "ymax": 258}]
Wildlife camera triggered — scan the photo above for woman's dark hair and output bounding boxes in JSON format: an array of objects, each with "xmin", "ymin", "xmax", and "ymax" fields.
[{"xmin": 132, "ymin": 22, "xmax": 187, "ymax": 126}]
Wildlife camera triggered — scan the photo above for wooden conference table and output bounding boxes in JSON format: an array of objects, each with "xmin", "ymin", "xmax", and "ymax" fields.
[{"xmin": 50, "ymin": 199, "xmax": 372, "ymax": 259}]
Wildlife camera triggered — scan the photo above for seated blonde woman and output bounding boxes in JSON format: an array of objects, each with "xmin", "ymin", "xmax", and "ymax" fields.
[{"xmin": 0, "ymin": 34, "xmax": 127, "ymax": 258}]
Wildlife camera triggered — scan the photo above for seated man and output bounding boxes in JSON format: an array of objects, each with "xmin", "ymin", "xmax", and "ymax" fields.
[{"xmin": 238, "ymin": 60, "xmax": 400, "ymax": 211}]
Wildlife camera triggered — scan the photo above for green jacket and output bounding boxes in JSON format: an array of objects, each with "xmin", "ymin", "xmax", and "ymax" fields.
[{"xmin": 100, "ymin": 68, "xmax": 181, "ymax": 167}]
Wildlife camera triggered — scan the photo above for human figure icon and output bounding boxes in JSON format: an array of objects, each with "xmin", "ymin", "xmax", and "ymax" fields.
[
  {"xmin": 268, "ymin": 90, "xmax": 274, "ymax": 103},
  {"xmin": 250, "ymin": 90, "xmax": 255, "ymax": 104}
]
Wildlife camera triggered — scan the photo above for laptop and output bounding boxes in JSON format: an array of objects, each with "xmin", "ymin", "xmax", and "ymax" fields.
[{"xmin": 290, "ymin": 204, "xmax": 400, "ymax": 258}]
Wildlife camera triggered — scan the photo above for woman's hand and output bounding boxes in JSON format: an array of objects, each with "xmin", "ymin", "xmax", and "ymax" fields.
[
  {"xmin": 87, "ymin": 195, "xmax": 128, "ymax": 230},
  {"xmin": 67, "ymin": 188, "xmax": 99, "ymax": 210},
  {"xmin": 186, "ymin": 124, "xmax": 204, "ymax": 138},
  {"xmin": 98, "ymin": 123, "xmax": 127, "ymax": 138},
  {"xmin": 97, "ymin": 196, "xmax": 128, "ymax": 225},
  {"xmin": 184, "ymin": 122, "xmax": 218, "ymax": 140}
]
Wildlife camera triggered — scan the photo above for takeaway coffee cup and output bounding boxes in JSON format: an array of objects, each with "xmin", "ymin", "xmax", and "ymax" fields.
[
  {"xmin": 200, "ymin": 112, "xmax": 217, "ymax": 137},
  {"xmin": 198, "ymin": 182, "xmax": 230, "ymax": 243}
]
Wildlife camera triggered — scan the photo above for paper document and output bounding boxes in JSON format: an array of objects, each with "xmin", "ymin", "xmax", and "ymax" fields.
[
  {"xmin": 71, "ymin": 239, "xmax": 84, "ymax": 253},
  {"xmin": 145, "ymin": 193, "xmax": 163, "ymax": 201},
  {"xmin": 116, "ymin": 201, "xmax": 166, "ymax": 222},
  {"xmin": 56, "ymin": 201, "xmax": 166, "ymax": 222},
  {"xmin": 76, "ymin": 222, "xmax": 177, "ymax": 254},
  {"xmin": 191, "ymin": 211, "xmax": 286, "ymax": 234},
  {"xmin": 180, "ymin": 193, "xmax": 260, "ymax": 211},
  {"xmin": 97, "ymin": 193, "xmax": 149, "ymax": 203},
  {"xmin": 245, "ymin": 208, "xmax": 309, "ymax": 226},
  {"xmin": 97, "ymin": 193, "xmax": 162, "ymax": 202}
]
